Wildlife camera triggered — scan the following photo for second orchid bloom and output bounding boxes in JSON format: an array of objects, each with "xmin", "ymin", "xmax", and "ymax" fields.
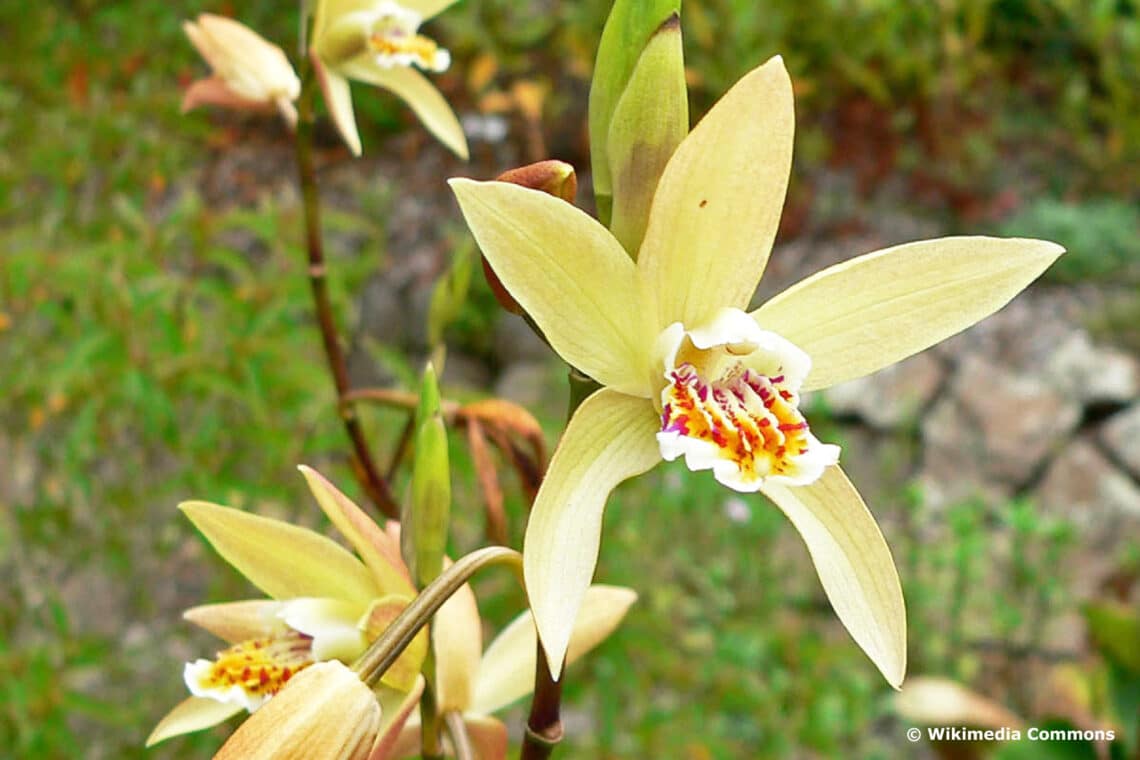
[{"xmin": 451, "ymin": 56, "xmax": 1063, "ymax": 688}]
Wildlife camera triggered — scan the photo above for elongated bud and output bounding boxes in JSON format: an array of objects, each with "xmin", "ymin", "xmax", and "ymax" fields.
[
  {"xmin": 402, "ymin": 363, "xmax": 451, "ymax": 587},
  {"xmin": 482, "ymin": 161, "xmax": 578, "ymax": 314},
  {"xmin": 588, "ymin": 0, "xmax": 681, "ymax": 226},
  {"xmin": 607, "ymin": 13, "xmax": 687, "ymax": 257},
  {"xmin": 428, "ymin": 242, "xmax": 474, "ymax": 347},
  {"xmin": 214, "ymin": 661, "xmax": 380, "ymax": 760}
]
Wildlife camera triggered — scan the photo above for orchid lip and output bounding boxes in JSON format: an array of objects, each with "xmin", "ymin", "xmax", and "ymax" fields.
[{"xmin": 655, "ymin": 308, "xmax": 839, "ymax": 491}]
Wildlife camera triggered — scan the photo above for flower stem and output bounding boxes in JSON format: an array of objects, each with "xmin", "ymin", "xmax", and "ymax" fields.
[
  {"xmin": 294, "ymin": 69, "xmax": 398, "ymax": 519},
  {"xmin": 353, "ymin": 546, "xmax": 523, "ymax": 685},
  {"xmin": 520, "ymin": 369, "xmax": 598, "ymax": 760},
  {"xmin": 420, "ymin": 651, "xmax": 444, "ymax": 760},
  {"xmin": 444, "ymin": 711, "xmax": 475, "ymax": 760}
]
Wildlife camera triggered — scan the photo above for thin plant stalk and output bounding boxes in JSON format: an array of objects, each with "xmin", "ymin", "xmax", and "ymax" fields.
[{"xmin": 293, "ymin": 69, "xmax": 398, "ymax": 519}]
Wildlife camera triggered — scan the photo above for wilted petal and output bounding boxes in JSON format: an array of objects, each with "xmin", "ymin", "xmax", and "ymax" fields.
[
  {"xmin": 472, "ymin": 585, "xmax": 637, "ymax": 715},
  {"xmin": 369, "ymin": 677, "xmax": 426, "ymax": 760},
  {"xmin": 182, "ymin": 599, "xmax": 288, "ymax": 643},
  {"xmin": 214, "ymin": 661, "xmax": 380, "ymax": 760},
  {"xmin": 360, "ymin": 595, "xmax": 429, "ymax": 692},
  {"xmin": 895, "ymin": 676, "xmax": 1025, "ymax": 729},
  {"xmin": 433, "ymin": 575, "xmax": 482, "ymax": 713},
  {"xmin": 752, "ymin": 237, "xmax": 1065, "ymax": 391},
  {"xmin": 181, "ymin": 77, "xmax": 272, "ymax": 114},
  {"xmin": 179, "ymin": 501, "xmax": 377, "ymax": 609},
  {"xmin": 314, "ymin": 54, "xmax": 363, "ymax": 156},
  {"xmin": 449, "ymin": 179, "xmax": 650, "ymax": 396},
  {"xmin": 638, "ymin": 56, "xmax": 793, "ymax": 332},
  {"xmin": 146, "ymin": 696, "xmax": 242, "ymax": 746},
  {"xmin": 461, "ymin": 715, "xmax": 509, "ymax": 759},
  {"xmin": 523, "ymin": 389, "xmax": 661, "ymax": 677},
  {"xmin": 760, "ymin": 466, "xmax": 906, "ymax": 687},
  {"xmin": 340, "ymin": 59, "xmax": 468, "ymax": 159},
  {"xmin": 299, "ymin": 465, "xmax": 414, "ymax": 595}
]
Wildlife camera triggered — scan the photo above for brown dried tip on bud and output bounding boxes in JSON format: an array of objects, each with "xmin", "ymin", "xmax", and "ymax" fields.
[
  {"xmin": 495, "ymin": 160, "xmax": 578, "ymax": 203},
  {"xmin": 482, "ymin": 160, "xmax": 579, "ymax": 314}
]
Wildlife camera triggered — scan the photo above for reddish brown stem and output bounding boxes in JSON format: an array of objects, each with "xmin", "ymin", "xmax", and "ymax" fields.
[{"xmin": 294, "ymin": 74, "xmax": 398, "ymax": 519}]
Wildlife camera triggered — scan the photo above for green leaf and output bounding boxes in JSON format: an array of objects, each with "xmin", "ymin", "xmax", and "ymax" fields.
[{"xmin": 588, "ymin": 0, "xmax": 682, "ymax": 224}]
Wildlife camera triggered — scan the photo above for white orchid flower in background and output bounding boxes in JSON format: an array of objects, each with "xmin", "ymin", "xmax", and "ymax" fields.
[
  {"xmin": 182, "ymin": 14, "xmax": 301, "ymax": 126},
  {"xmin": 450, "ymin": 55, "xmax": 1064, "ymax": 689},
  {"xmin": 311, "ymin": 0, "xmax": 468, "ymax": 158}
]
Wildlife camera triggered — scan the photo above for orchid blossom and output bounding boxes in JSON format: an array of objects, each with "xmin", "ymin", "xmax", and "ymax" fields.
[
  {"xmin": 383, "ymin": 583, "xmax": 637, "ymax": 758},
  {"xmin": 311, "ymin": 0, "xmax": 468, "ymax": 158},
  {"xmin": 182, "ymin": 14, "xmax": 301, "ymax": 126},
  {"xmin": 147, "ymin": 466, "xmax": 425, "ymax": 746},
  {"xmin": 450, "ymin": 56, "xmax": 1063, "ymax": 688}
]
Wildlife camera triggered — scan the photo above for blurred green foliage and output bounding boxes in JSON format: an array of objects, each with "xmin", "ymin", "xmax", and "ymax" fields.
[{"xmin": 2, "ymin": 0, "xmax": 1138, "ymax": 758}]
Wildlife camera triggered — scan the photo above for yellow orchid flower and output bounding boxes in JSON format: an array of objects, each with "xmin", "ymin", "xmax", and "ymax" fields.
[
  {"xmin": 182, "ymin": 14, "xmax": 301, "ymax": 126},
  {"xmin": 310, "ymin": 0, "xmax": 468, "ymax": 158},
  {"xmin": 146, "ymin": 466, "xmax": 426, "ymax": 747},
  {"xmin": 382, "ymin": 583, "xmax": 637, "ymax": 758},
  {"xmin": 449, "ymin": 56, "xmax": 1064, "ymax": 689}
]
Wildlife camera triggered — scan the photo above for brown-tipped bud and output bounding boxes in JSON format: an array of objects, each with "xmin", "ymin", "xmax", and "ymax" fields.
[
  {"xmin": 482, "ymin": 161, "xmax": 578, "ymax": 314},
  {"xmin": 496, "ymin": 160, "xmax": 578, "ymax": 203}
]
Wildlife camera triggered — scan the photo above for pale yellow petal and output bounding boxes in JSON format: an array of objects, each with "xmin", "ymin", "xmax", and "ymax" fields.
[
  {"xmin": 146, "ymin": 696, "xmax": 242, "ymax": 746},
  {"xmin": 340, "ymin": 60, "xmax": 468, "ymax": 159},
  {"xmin": 401, "ymin": 0, "xmax": 460, "ymax": 18},
  {"xmin": 433, "ymin": 575, "xmax": 482, "ymax": 713},
  {"xmin": 449, "ymin": 179, "xmax": 651, "ymax": 396},
  {"xmin": 471, "ymin": 585, "xmax": 637, "ymax": 715},
  {"xmin": 523, "ymin": 389, "xmax": 661, "ymax": 677},
  {"xmin": 299, "ymin": 465, "xmax": 414, "ymax": 595},
  {"xmin": 215, "ymin": 661, "xmax": 380, "ymax": 759},
  {"xmin": 369, "ymin": 677, "xmax": 426, "ymax": 760},
  {"xmin": 179, "ymin": 501, "xmax": 377, "ymax": 609},
  {"xmin": 313, "ymin": 54, "xmax": 362, "ymax": 156},
  {"xmin": 182, "ymin": 599, "xmax": 288, "ymax": 643},
  {"xmin": 638, "ymin": 56, "xmax": 794, "ymax": 332},
  {"xmin": 760, "ymin": 466, "xmax": 906, "ymax": 687},
  {"xmin": 752, "ymin": 237, "xmax": 1065, "ymax": 391}
]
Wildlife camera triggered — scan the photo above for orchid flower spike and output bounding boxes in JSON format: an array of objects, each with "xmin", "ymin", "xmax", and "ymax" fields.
[
  {"xmin": 311, "ymin": 0, "xmax": 468, "ymax": 158},
  {"xmin": 182, "ymin": 14, "xmax": 301, "ymax": 126},
  {"xmin": 450, "ymin": 55, "xmax": 1064, "ymax": 689}
]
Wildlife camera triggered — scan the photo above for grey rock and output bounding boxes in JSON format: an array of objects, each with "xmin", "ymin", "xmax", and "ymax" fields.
[
  {"xmin": 822, "ymin": 351, "xmax": 944, "ymax": 430},
  {"xmin": 1044, "ymin": 332, "xmax": 1139, "ymax": 406},
  {"xmin": 494, "ymin": 314, "xmax": 552, "ymax": 365},
  {"xmin": 1101, "ymin": 403, "xmax": 1140, "ymax": 480},
  {"xmin": 918, "ymin": 356, "xmax": 1082, "ymax": 506},
  {"xmin": 1035, "ymin": 438, "xmax": 1140, "ymax": 547},
  {"xmin": 495, "ymin": 361, "xmax": 563, "ymax": 412}
]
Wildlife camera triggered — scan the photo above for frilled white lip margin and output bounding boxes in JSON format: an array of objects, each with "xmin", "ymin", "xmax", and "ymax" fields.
[{"xmin": 655, "ymin": 308, "xmax": 839, "ymax": 492}]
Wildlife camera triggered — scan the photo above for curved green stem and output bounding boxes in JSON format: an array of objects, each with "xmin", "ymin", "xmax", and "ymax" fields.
[{"xmin": 353, "ymin": 546, "xmax": 523, "ymax": 686}]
